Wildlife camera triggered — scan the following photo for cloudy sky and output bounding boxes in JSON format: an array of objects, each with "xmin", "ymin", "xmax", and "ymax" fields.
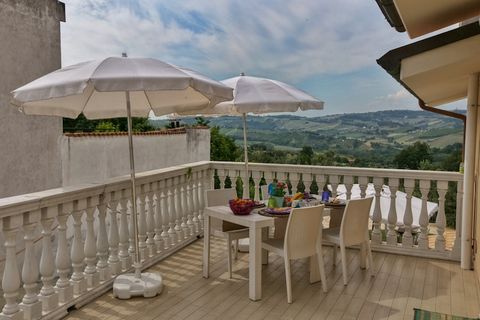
[{"xmin": 60, "ymin": 0, "xmax": 465, "ymax": 116}]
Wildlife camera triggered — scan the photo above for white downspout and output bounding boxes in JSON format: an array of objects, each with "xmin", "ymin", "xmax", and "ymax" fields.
[{"xmin": 461, "ymin": 73, "xmax": 479, "ymax": 269}]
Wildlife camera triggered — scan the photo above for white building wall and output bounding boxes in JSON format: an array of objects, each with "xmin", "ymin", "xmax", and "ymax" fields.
[
  {"xmin": 61, "ymin": 128, "xmax": 210, "ymax": 186},
  {"xmin": 0, "ymin": 0, "xmax": 64, "ymax": 198}
]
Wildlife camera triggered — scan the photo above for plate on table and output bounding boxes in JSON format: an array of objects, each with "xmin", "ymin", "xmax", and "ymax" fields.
[{"xmin": 258, "ymin": 207, "xmax": 292, "ymax": 217}]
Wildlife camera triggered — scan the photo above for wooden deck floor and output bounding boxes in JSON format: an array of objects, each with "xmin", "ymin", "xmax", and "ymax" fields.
[{"xmin": 66, "ymin": 238, "xmax": 480, "ymax": 320}]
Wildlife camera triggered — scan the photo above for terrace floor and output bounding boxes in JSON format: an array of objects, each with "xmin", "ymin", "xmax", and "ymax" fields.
[{"xmin": 66, "ymin": 238, "xmax": 480, "ymax": 320}]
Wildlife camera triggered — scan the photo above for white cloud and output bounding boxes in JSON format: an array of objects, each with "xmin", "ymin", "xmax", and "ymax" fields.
[{"xmin": 61, "ymin": 0, "xmax": 409, "ymax": 83}]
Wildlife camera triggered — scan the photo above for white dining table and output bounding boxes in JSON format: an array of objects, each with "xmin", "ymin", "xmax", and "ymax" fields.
[{"xmin": 202, "ymin": 205, "xmax": 275, "ymax": 301}]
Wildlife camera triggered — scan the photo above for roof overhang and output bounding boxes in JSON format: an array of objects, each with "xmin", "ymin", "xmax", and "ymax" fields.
[
  {"xmin": 377, "ymin": 22, "xmax": 480, "ymax": 107},
  {"xmin": 375, "ymin": 0, "xmax": 480, "ymax": 38}
]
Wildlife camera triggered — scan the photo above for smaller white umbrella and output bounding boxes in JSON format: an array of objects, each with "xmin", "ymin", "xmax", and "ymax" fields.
[{"xmin": 178, "ymin": 74, "xmax": 324, "ymax": 196}]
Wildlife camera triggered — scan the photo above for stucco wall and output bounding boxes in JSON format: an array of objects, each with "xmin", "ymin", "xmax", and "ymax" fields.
[
  {"xmin": 0, "ymin": 0, "xmax": 64, "ymax": 197},
  {"xmin": 61, "ymin": 128, "xmax": 210, "ymax": 186}
]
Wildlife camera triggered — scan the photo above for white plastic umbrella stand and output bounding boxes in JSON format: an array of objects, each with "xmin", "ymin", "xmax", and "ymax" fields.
[
  {"xmin": 112, "ymin": 92, "xmax": 163, "ymax": 299},
  {"xmin": 242, "ymin": 113, "xmax": 250, "ymax": 197}
]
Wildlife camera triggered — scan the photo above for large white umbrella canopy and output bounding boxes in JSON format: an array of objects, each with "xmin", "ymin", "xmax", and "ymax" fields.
[
  {"xmin": 178, "ymin": 74, "xmax": 324, "ymax": 197},
  {"xmin": 10, "ymin": 56, "xmax": 233, "ymax": 298}
]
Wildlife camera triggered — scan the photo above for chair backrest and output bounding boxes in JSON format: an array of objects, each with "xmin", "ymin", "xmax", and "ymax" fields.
[
  {"xmin": 260, "ymin": 185, "xmax": 269, "ymax": 200},
  {"xmin": 340, "ymin": 197, "xmax": 374, "ymax": 246},
  {"xmin": 206, "ymin": 188, "xmax": 237, "ymax": 207},
  {"xmin": 284, "ymin": 205, "xmax": 324, "ymax": 260}
]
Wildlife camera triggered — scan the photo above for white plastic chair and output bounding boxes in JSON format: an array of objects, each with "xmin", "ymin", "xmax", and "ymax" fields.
[
  {"xmin": 262, "ymin": 205, "xmax": 327, "ymax": 303},
  {"xmin": 323, "ymin": 197, "xmax": 375, "ymax": 285},
  {"xmin": 206, "ymin": 189, "xmax": 249, "ymax": 278}
]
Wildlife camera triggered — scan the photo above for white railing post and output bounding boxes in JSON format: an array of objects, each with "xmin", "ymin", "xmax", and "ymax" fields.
[
  {"xmin": 252, "ymin": 170, "xmax": 261, "ymax": 200},
  {"xmin": 358, "ymin": 176, "xmax": 368, "ymax": 198},
  {"xmin": 118, "ymin": 196, "xmax": 131, "ymax": 271},
  {"xmin": 436, "ymin": 181, "xmax": 448, "ymax": 251},
  {"xmin": 39, "ymin": 206, "xmax": 59, "ymax": 314},
  {"xmin": 452, "ymin": 181, "xmax": 463, "ymax": 259},
  {"xmin": 137, "ymin": 186, "xmax": 148, "ymax": 260},
  {"xmin": 418, "ymin": 180, "xmax": 430, "ymax": 250},
  {"xmin": 70, "ymin": 201, "xmax": 87, "ymax": 296},
  {"xmin": 167, "ymin": 178, "xmax": 177, "ymax": 245},
  {"xmin": 402, "ymin": 179, "xmax": 415, "ymax": 247},
  {"xmin": 146, "ymin": 187, "xmax": 156, "ymax": 257},
  {"xmin": 371, "ymin": 177, "xmax": 383, "ymax": 244},
  {"xmin": 55, "ymin": 203, "xmax": 73, "ymax": 304},
  {"xmin": 179, "ymin": 175, "xmax": 189, "ymax": 240},
  {"xmin": 96, "ymin": 197, "xmax": 110, "ymax": 282},
  {"xmin": 303, "ymin": 172, "xmax": 313, "ymax": 194},
  {"xmin": 106, "ymin": 192, "xmax": 120, "ymax": 281},
  {"xmin": 387, "ymin": 179, "xmax": 399, "ymax": 246},
  {"xmin": 185, "ymin": 177, "xmax": 194, "ymax": 238},
  {"xmin": 191, "ymin": 174, "xmax": 200, "ymax": 235},
  {"xmin": 159, "ymin": 180, "xmax": 171, "ymax": 249},
  {"xmin": 174, "ymin": 176, "xmax": 184, "ymax": 243},
  {"xmin": 153, "ymin": 182, "xmax": 164, "ymax": 253},
  {"xmin": 330, "ymin": 175, "xmax": 339, "ymax": 197},
  {"xmin": 84, "ymin": 196, "xmax": 100, "ymax": 289},
  {"xmin": 1, "ymin": 215, "xmax": 23, "ymax": 320},
  {"xmin": 289, "ymin": 172, "xmax": 300, "ymax": 195},
  {"xmin": 19, "ymin": 211, "xmax": 42, "ymax": 320},
  {"xmin": 344, "ymin": 175, "xmax": 353, "ymax": 200}
]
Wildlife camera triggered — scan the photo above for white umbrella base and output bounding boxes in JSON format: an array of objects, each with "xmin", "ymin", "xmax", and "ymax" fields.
[{"xmin": 113, "ymin": 272, "xmax": 163, "ymax": 299}]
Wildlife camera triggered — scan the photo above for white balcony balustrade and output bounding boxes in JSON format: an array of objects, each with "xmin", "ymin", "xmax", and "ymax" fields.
[{"xmin": 0, "ymin": 161, "xmax": 463, "ymax": 319}]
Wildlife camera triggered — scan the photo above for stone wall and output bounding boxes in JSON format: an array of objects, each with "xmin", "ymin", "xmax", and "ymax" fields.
[
  {"xmin": 0, "ymin": 0, "xmax": 65, "ymax": 197},
  {"xmin": 60, "ymin": 128, "xmax": 211, "ymax": 186}
]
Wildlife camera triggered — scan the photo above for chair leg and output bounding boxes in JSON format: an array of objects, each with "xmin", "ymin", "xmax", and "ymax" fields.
[
  {"xmin": 340, "ymin": 245, "xmax": 348, "ymax": 285},
  {"xmin": 226, "ymin": 234, "xmax": 233, "ymax": 279},
  {"xmin": 360, "ymin": 242, "xmax": 367, "ymax": 269},
  {"xmin": 284, "ymin": 258, "xmax": 293, "ymax": 304},
  {"xmin": 317, "ymin": 250, "xmax": 328, "ymax": 293},
  {"xmin": 366, "ymin": 241, "xmax": 375, "ymax": 277}
]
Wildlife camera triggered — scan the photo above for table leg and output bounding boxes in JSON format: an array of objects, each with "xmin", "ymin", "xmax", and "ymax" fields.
[
  {"xmin": 249, "ymin": 226, "xmax": 262, "ymax": 301},
  {"xmin": 262, "ymin": 227, "xmax": 268, "ymax": 265},
  {"xmin": 203, "ymin": 215, "xmax": 210, "ymax": 278}
]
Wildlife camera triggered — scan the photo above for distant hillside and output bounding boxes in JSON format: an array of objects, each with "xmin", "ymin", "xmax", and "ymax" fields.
[{"xmin": 150, "ymin": 109, "xmax": 464, "ymax": 154}]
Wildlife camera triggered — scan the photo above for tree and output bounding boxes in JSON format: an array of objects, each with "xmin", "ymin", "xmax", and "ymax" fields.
[
  {"xmin": 210, "ymin": 126, "xmax": 240, "ymax": 161},
  {"xmin": 394, "ymin": 142, "xmax": 433, "ymax": 170},
  {"xmin": 297, "ymin": 146, "xmax": 314, "ymax": 165},
  {"xmin": 195, "ymin": 116, "xmax": 210, "ymax": 127},
  {"xmin": 63, "ymin": 114, "xmax": 154, "ymax": 133}
]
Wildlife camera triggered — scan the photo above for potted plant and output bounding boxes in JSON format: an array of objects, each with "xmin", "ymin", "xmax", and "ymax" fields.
[{"xmin": 269, "ymin": 181, "xmax": 287, "ymax": 207}]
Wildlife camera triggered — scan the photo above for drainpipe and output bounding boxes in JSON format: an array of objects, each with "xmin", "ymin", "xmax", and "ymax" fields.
[{"xmin": 461, "ymin": 73, "xmax": 479, "ymax": 269}]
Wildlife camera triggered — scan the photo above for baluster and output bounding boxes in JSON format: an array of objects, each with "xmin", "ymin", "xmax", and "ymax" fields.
[
  {"xmin": 84, "ymin": 196, "xmax": 100, "ymax": 289},
  {"xmin": 217, "ymin": 169, "xmax": 226, "ymax": 189},
  {"xmin": 128, "ymin": 199, "xmax": 135, "ymax": 257},
  {"xmin": 289, "ymin": 172, "xmax": 300, "ymax": 195},
  {"xmin": 55, "ymin": 203, "xmax": 73, "ymax": 304},
  {"xmin": 329, "ymin": 175, "xmax": 339, "ymax": 198},
  {"xmin": 174, "ymin": 177, "xmax": 184, "ymax": 243},
  {"xmin": 137, "ymin": 188, "xmax": 148, "ymax": 260},
  {"xmin": 179, "ymin": 176, "xmax": 189, "ymax": 240},
  {"xmin": 118, "ymin": 196, "xmax": 131, "ymax": 271},
  {"xmin": 371, "ymin": 177, "xmax": 383, "ymax": 245},
  {"xmin": 19, "ymin": 211, "xmax": 42, "ymax": 320},
  {"xmin": 108, "ymin": 197, "xmax": 121, "ymax": 275},
  {"xmin": 96, "ymin": 198, "xmax": 110, "ymax": 282},
  {"xmin": 160, "ymin": 180, "xmax": 171, "ymax": 249},
  {"xmin": 436, "ymin": 181, "xmax": 448, "ymax": 251},
  {"xmin": 402, "ymin": 179, "xmax": 415, "ymax": 247},
  {"xmin": 387, "ymin": 179, "xmax": 399, "ymax": 246},
  {"xmin": 1, "ymin": 215, "xmax": 23, "ymax": 319},
  {"xmin": 316, "ymin": 173, "xmax": 325, "ymax": 196},
  {"xmin": 185, "ymin": 177, "xmax": 194, "ymax": 238},
  {"xmin": 344, "ymin": 175, "xmax": 354, "ymax": 200},
  {"xmin": 418, "ymin": 180, "xmax": 430, "ymax": 250},
  {"xmin": 39, "ymin": 206, "xmax": 59, "ymax": 313},
  {"xmin": 199, "ymin": 169, "xmax": 210, "ymax": 231},
  {"xmin": 263, "ymin": 171, "xmax": 273, "ymax": 198},
  {"xmin": 153, "ymin": 182, "xmax": 164, "ymax": 253},
  {"xmin": 146, "ymin": 188, "xmax": 156, "ymax": 257},
  {"xmin": 358, "ymin": 176, "xmax": 368, "ymax": 198},
  {"xmin": 70, "ymin": 201, "xmax": 87, "ymax": 296},
  {"xmin": 252, "ymin": 170, "xmax": 261, "ymax": 200},
  {"xmin": 452, "ymin": 181, "xmax": 463, "ymax": 258},
  {"xmin": 303, "ymin": 172, "xmax": 312, "ymax": 194},
  {"xmin": 167, "ymin": 178, "xmax": 177, "ymax": 245},
  {"xmin": 191, "ymin": 175, "xmax": 200, "ymax": 235}
]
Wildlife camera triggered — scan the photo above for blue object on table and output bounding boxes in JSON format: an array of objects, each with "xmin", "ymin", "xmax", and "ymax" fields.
[
  {"xmin": 268, "ymin": 183, "xmax": 274, "ymax": 196},
  {"xmin": 321, "ymin": 191, "xmax": 330, "ymax": 202}
]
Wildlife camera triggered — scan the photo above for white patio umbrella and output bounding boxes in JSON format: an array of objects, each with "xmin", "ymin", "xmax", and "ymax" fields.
[
  {"xmin": 10, "ymin": 56, "xmax": 233, "ymax": 299},
  {"xmin": 178, "ymin": 74, "xmax": 324, "ymax": 197}
]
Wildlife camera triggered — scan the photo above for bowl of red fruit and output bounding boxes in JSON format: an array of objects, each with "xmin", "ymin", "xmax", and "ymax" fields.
[{"xmin": 229, "ymin": 198, "xmax": 256, "ymax": 215}]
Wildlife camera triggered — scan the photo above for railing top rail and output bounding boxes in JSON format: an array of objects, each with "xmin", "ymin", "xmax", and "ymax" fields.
[
  {"xmin": 210, "ymin": 161, "xmax": 464, "ymax": 182},
  {"xmin": 0, "ymin": 161, "xmax": 211, "ymax": 219}
]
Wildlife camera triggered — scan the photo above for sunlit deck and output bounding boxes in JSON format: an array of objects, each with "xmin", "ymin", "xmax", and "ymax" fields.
[{"xmin": 66, "ymin": 237, "xmax": 480, "ymax": 320}]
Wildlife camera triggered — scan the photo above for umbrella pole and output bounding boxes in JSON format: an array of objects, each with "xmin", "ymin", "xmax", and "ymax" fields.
[
  {"xmin": 125, "ymin": 91, "xmax": 141, "ymax": 278},
  {"xmin": 242, "ymin": 113, "xmax": 249, "ymax": 198}
]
